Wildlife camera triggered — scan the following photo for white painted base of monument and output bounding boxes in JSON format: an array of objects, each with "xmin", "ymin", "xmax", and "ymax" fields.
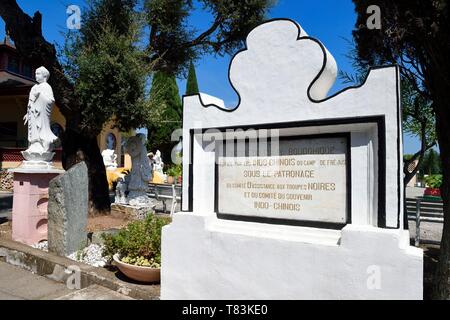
[{"xmin": 161, "ymin": 214, "xmax": 423, "ymax": 300}]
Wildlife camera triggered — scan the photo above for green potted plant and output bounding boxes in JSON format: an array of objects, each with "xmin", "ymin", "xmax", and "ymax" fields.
[
  {"xmin": 166, "ymin": 164, "xmax": 182, "ymax": 185},
  {"xmin": 424, "ymin": 174, "xmax": 442, "ymax": 199},
  {"xmin": 102, "ymin": 214, "xmax": 171, "ymax": 283}
]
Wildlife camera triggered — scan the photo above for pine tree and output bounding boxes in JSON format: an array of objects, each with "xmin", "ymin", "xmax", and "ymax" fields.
[
  {"xmin": 147, "ymin": 71, "xmax": 182, "ymax": 162},
  {"xmin": 185, "ymin": 61, "xmax": 199, "ymax": 96}
]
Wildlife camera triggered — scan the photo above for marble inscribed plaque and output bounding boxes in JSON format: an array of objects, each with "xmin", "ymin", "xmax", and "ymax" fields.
[{"xmin": 217, "ymin": 136, "xmax": 348, "ymax": 224}]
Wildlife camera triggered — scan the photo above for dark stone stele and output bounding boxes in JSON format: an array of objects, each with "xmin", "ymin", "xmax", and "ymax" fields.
[{"xmin": 48, "ymin": 161, "xmax": 88, "ymax": 256}]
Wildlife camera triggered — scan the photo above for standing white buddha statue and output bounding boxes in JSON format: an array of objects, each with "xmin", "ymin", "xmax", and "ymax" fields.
[{"xmin": 22, "ymin": 66, "xmax": 59, "ymax": 167}]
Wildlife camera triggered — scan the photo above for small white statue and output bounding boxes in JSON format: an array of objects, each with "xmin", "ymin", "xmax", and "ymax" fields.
[
  {"xmin": 154, "ymin": 150, "xmax": 164, "ymax": 174},
  {"xmin": 123, "ymin": 133, "xmax": 153, "ymax": 206},
  {"xmin": 22, "ymin": 66, "xmax": 59, "ymax": 165},
  {"xmin": 115, "ymin": 176, "xmax": 128, "ymax": 205},
  {"xmin": 102, "ymin": 149, "xmax": 118, "ymax": 170}
]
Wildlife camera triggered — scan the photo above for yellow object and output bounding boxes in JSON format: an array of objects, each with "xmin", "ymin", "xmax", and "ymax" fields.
[
  {"xmin": 106, "ymin": 168, "xmax": 129, "ymax": 190},
  {"xmin": 123, "ymin": 153, "xmax": 132, "ymax": 170},
  {"xmin": 152, "ymin": 171, "xmax": 165, "ymax": 184}
]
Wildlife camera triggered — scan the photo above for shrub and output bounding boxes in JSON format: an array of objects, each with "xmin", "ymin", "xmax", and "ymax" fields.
[
  {"xmin": 102, "ymin": 214, "xmax": 171, "ymax": 268},
  {"xmin": 166, "ymin": 164, "xmax": 182, "ymax": 178},
  {"xmin": 424, "ymin": 174, "xmax": 443, "ymax": 189}
]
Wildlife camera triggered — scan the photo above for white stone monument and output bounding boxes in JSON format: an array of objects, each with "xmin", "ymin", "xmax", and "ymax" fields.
[{"xmin": 161, "ymin": 19, "xmax": 423, "ymax": 300}]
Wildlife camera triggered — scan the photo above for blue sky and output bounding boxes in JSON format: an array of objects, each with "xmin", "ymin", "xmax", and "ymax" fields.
[{"xmin": 0, "ymin": 0, "xmax": 420, "ymax": 154}]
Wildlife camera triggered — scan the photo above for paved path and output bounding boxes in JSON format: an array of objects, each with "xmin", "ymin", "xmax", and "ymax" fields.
[{"xmin": 0, "ymin": 261, "xmax": 133, "ymax": 300}]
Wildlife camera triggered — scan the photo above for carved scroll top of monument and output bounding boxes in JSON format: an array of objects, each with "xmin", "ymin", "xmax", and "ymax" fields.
[{"xmin": 194, "ymin": 19, "xmax": 338, "ymax": 112}]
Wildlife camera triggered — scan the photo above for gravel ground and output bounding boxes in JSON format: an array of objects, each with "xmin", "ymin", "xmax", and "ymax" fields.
[
  {"xmin": 67, "ymin": 244, "xmax": 108, "ymax": 268},
  {"xmin": 31, "ymin": 241, "xmax": 108, "ymax": 268},
  {"xmin": 31, "ymin": 241, "xmax": 48, "ymax": 252}
]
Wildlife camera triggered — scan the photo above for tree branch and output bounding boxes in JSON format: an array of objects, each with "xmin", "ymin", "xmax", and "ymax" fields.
[
  {"xmin": 149, "ymin": 23, "xmax": 158, "ymax": 48},
  {"xmin": 182, "ymin": 18, "xmax": 222, "ymax": 49}
]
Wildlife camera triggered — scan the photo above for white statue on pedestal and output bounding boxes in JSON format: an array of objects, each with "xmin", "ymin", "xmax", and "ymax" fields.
[
  {"xmin": 152, "ymin": 150, "xmax": 167, "ymax": 182},
  {"xmin": 102, "ymin": 149, "xmax": 118, "ymax": 170},
  {"xmin": 154, "ymin": 150, "xmax": 164, "ymax": 174},
  {"xmin": 22, "ymin": 67, "xmax": 58, "ymax": 167},
  {"xmin": 119, "ymin": 133, "xmax": 153, "ymax": 207}
]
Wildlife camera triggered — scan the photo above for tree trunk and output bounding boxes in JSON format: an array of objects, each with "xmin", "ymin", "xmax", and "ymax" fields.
[
  {"xmin": 432, "ymin": 102, "xmax": 450, "ymax": 300},
  {"xmin": 61, "ymin": 128, "xmax": 111, "ymax": 216}
]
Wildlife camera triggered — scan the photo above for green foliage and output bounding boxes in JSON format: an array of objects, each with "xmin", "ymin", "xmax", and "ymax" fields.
[
  {"xmin": 339, "ymin": 39, "xmax": 436, "ymax": 183},
  {"xmin": 82, "ymin": 0, "xmax": 138, "ymax": 45},
  {"xmin": 338, "ymin": 38, "xmax": 370, "ymax": 85},
  {"xmin": 102, "ymin": 214, "xmax": 171, "ymax": 267},
  {"xmin": 76, "ymin": 249, "xmax": 87, "ymax": 261},
  {"xmin": 62, "ymin": 0, "xmax": 275, "ymax": 138},
  {"xmin": 166, "ymin": 163, "xmax": 182, "ymax": 177},
  {"xmin": 339, "ymin": 43, "xmax": 436, "ymax": 152},
  {"xmin": 147, "ymin": 71, "xmax": 182, "ymax": 159},
  {"xmin": 420, "ymin": 149, "xmax": 442, "ymax": 176},
  {"xmin": 145, "ymin": 0, "xmax": 276, "ymax": 74},
  {"xmin": 145, "ymin": 0, "xmax": 194, "ymax": 73},
  {"xmin": 185, "ymin": 61, "xmax": 199, "ymax": 95},
  {"xmin": 121, "ymin": 255, "xmax": 159, "ymax": 267},
  {"xmin": 404, "ymin": 154, "xmax": 414, "ymax": 161},
  {"xmin": 401, "ymin": 79, "xmax": 436, "ymax": 150},
  {"xmin": 425, "ymin": 174, "xmax": 443, "ymax": 189},
  {"xmin": 63, "ymin": 0, "xmax": 151, "ymax": 137}
]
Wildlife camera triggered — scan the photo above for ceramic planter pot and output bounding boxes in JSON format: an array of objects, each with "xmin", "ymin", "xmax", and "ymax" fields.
[
  {"xmin": 113, "ymin": 254, "xmax": 160, "ymax": 283},
  {"xmin": 167, "ymin": 176, "xmax": 175, "ymax": 184}
]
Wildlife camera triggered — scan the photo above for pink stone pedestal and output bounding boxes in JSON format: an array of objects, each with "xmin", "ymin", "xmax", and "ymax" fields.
[{"xmin": 9, "ymin": 167, "xmax": 64, "ymax": 245}]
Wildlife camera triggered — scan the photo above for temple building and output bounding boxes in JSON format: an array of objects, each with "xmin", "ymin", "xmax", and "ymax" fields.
[{"xmin": 0, "ymin": 36, "xmax": 123, "ymax": 170}]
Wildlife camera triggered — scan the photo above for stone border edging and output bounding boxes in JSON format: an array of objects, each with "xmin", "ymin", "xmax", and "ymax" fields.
[{"xmin": 0, "ymin": 238, "xmax": 160, "ymax": 300}]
